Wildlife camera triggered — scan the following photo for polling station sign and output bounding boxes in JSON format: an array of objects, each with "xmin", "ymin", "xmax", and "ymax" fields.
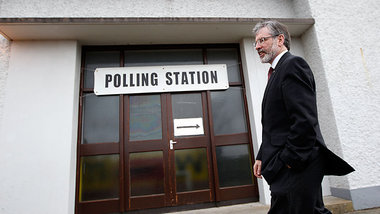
[{"xmin": 94, "ymin": 64, "xmax": 229, "ymax": 95}]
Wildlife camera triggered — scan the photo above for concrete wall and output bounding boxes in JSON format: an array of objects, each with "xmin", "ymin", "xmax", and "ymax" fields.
[{"xmin": 0, "ymin": 41, "xmax": 80, "ymax": 214}]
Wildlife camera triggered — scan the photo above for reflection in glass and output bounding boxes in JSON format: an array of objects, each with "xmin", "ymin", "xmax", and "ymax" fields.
[
  {"xmin": 129, "ymin": 95, "xmax": 162, "ymax": 141},
  {"xmin": 172, "ymin": 93, "xmax": 203, "ymax": 119},
  {"xmin": 84, "ymin": 51, "xmax": 120, "ymax": 88},
  {"xmin": 125, "ymin": 49, "xmax": 203, "ymax": 67},
  {"xmin": 130, "ymin": 151, "xmax": 164, "ymax": 196},
  {"xmin": 207, "ymin": 48, "xmax": 241, "ymax": 83},
  {"xmin": 82, "ymin": 94, "xmax": 119, "ymax": 144},
  {"xmin": 211, "ymin": 87, "xmax": 247, "ymax": 135},
  {"xmin": 216, "ymin": 144, "xmax": 253, "ymax": 187},
  {"xmin": 79, "ymin": 155, "xmax": 119, "ymax": 201},
  {"xmin": 175, "ymin": 148, "xmax": 209, "ymax": 192}
]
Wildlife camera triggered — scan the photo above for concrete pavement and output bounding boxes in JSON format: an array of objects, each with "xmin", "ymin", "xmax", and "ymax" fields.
[{"xmin": 172, "ymin": 196, "xmax": 380, "ymax": 214}]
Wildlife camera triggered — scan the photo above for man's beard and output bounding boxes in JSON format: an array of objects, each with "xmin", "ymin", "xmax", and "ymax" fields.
[{"xmin": 259, "ymin": 41, "xmax": 279, "ymax": 63}]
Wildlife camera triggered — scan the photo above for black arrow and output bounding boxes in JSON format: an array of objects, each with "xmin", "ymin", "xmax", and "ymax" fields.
[{"xmin": 177, "ymin": 124, "xmax": 200, "ymax": 129}]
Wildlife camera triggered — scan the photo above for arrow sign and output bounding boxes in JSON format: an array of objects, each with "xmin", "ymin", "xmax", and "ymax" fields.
[
  {"xmin": 173, "ymin": 118, "xmax": 204, "ymax": 136},
  {"xmin": 177, "ymin": 124, "xmax": 200, "ymax": 129}
]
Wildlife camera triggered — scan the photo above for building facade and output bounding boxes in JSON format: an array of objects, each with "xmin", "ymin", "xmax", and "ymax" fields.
[{"xmin": 1, "ymin": 0, "xmax": 379, "ymax": 213}]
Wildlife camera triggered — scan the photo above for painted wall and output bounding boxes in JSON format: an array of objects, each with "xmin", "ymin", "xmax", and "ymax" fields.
[
  {"xmin": 0, "ymin": 35, "xmax": 9, "ymax": 131},
  {"xmin": 0, "ymin": 0, "xmax": 297, "ymax": 18},
  {"xmin": 294, "ymin": 0, "xmax": 380, "ymax": 210},
  {"xmin": 0, "ymin": 41, "xmax": 80, "ymax": 214}
]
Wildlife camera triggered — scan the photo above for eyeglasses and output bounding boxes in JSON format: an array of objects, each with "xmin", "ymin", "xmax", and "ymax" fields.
[{"xmin": 254, "ymin": 34, "xmax": 279, "ymax": 46}]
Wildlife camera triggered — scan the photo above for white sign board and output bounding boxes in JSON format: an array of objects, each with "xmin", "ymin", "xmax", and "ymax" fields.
[
  {"xmin": 174, "ymin": 118, "xmax": 204, "ymax": 137},
  {"xmin": 94, "ymin": 64, "xmax": 228, "ymax": 95}
]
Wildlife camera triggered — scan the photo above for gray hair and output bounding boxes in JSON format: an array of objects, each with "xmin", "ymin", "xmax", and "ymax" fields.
[{"xmin": 252, "ymin": 20, "xmax": 291, "ymax": 51}]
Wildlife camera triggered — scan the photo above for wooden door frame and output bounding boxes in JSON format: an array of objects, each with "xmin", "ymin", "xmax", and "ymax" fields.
[
  {"xmin": 167, "ymin": 91, "xmax": 216, "ymax": 206},
  {"xmin": 75, "ymin": 44, "xmax": 259, "ymax": 214}
]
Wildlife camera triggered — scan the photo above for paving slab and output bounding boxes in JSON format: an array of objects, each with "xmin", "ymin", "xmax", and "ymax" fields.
[
  {"xmin": 169, "ymin": 196, "xmax": 380, "ymax": 214},
  {"xmin": 171, "ymin": 196, "xmax": 365, "ymax": 214},
  {"xmin": 172, "ymin": 202, "xmax": 269, "ymax": 214},
  {"xmin": 345, "ymin": 208, "xmax": 380, "ymax": 214}
]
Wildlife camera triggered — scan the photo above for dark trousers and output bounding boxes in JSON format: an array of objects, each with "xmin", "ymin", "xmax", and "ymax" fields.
[{"xmin": 268, "ymin": 152, "xmax": 331, "ymax": 214}]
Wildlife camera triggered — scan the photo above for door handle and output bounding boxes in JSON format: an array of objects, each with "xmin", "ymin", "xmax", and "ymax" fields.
[{"xmin": 170, "ymin": 140, "xmax": 177, "ymax": 150}]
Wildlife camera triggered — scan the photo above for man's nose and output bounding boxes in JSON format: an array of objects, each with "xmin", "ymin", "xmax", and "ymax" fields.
[
  {"xmin": 255, "ymin": 43, "xmax": 261, "ymax": 50},
  {"xmin": 255, "ymin": 45, "xmax": 261, "ymax": 51}
]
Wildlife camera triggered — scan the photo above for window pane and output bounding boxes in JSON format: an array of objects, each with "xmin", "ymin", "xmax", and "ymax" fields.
[
  {"xmin": 130, "ymin": 151, "xmax": 164, "ymax": 196},
  {"xmin": 82, "ymin": 94, "xmax": 119, "ymax": 144},
  {"xmin": 125, "ymin": 49, "xmax": 203, "ymax": 66},
  {"xmin": 172, "ymin": 93, "xmax": 202, "ymax": 119},
  {"xmin": 216, "ymin": 145, "xmax": 253, "ymax": 187},
  {"xmin": 79, "ymin": 154, "xmax": 119, "ymax": 201},
  {"xmin": 175, "ymin": 148, "xmax": 209, "ymax": 192},
  {"xmin": 211, "ymin": 87, "xmax": 247, "ymax": 135},
  {"xmin": 207, "ymin": 48, "xmax": 241, "ymax": 83},
  {"xmin": 84, "ymin": 51, "xmax": 120, "ymax": 88},
  {"xmin": 129, "ymin": 95, "xmax": 162, "ymax": 141}
]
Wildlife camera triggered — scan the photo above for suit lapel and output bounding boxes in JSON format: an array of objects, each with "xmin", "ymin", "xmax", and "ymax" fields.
[{"xmin": 262, "ymin": 52, "xmax": 291, "ymax": 111}]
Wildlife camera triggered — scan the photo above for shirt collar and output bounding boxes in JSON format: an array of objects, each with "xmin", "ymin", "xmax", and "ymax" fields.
[{"xmin": 271, "ymin": 50, "xmax": 288, "ymax": 70}]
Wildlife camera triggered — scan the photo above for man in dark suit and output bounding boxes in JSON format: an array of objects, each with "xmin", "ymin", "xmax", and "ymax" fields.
[{"xmin": 252, "ymin": 20, "xmax": 354, "ymax": 214}]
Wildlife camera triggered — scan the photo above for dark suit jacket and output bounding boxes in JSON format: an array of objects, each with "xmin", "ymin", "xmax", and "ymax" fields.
[{"xmin": 256, "ymin": 52, "xmax": 354, "ymax": 185}]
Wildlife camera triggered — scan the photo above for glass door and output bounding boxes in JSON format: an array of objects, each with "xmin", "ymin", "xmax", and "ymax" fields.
[
  {"xmin": 125, "ymin": 48, "xmax": 208, "ymax": 210},
  {"xmin": 126, "ymin": 94, "xmax": 170, "ymax": 210},
  {"xmin": 169, "ymin": 92, "xmax": 215, "ymax": 205},
  {"xmin": 126, "ymin": 92, "xmax": 215, "ymax": 209}
]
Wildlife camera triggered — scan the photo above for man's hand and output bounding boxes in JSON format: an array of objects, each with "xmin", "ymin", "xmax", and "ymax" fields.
[{"xmin": 253, "ymin": 160, "xmax": 262, "ymax": 179}]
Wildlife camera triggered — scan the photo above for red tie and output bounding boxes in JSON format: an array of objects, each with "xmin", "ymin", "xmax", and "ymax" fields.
[{"xmin": 268, "ymin": 67, "xmax": 274, "ymax": 80}]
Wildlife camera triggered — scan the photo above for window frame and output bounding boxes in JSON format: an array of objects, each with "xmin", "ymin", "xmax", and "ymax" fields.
[{"xmin": 75, "ymin": 44, "xmax": 258, "ymax": 214}]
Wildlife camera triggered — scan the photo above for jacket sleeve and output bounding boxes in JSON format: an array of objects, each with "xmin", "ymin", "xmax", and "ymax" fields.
[
  {"xmin": 279, "ymin": 57, "xmax": 318, "ymax": 170},
  {"xmin": 256, "ymin": 145, "xmax": 262, "ymax": 160}
]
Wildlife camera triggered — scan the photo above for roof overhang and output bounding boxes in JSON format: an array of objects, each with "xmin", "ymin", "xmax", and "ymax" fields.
[{"xmin": 0, "ymin": 17, "xmax": 314, "ymax": 45}]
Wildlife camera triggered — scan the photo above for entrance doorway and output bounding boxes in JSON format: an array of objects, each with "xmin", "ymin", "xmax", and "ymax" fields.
[
  {"xmin": 76, "ymin": 45, "xmax": 258, "ymax": 214},
  {"xmin": 127, "ymin": 92, "xmax": 213, "ymax": 209}
]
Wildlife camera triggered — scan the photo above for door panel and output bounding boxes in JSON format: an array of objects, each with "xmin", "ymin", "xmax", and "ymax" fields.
[
  {"xmin": 129, "ymin": 151, "xmax": 165, "ymax": 196},
  {"xmin": 129, "ymin": 95, "xmax": 162, "ymax": 141},
  {"xmin": 127, "ymin": 92, "xmax": 214, "ymax": 208},
  {"xmin": 79, "ymin": 154, "xmax": 120, "ymax": 202},
  {"xmin": 210, "ymin": 86, "xmax": 247, "ymax": 135},
  {"xmin": 82, "ymin": 94, "xmax": 119, "ymax": 144},
  {"xmin": 169, "ymin": 92, "xmax": 215, "ymax": 205},
  {"xmin": 172, "ymin": 93, "xmax": 203, "ymax": 120},
  {"xmin": 172, "ymin": 93, "xmax": 204, "ymax": 137},
  {"xmin": 175, "ymin": 148, "xmax": 209, "ymax": 192},
  {"xmin": 126, "ymin": 94, "xmax": 169, "ymax": 210},
  {"xmin": 206, "ymin": 48, "xmax": 241, "ymax": 83},
  {"xmin": 215, "ymin": 144, "xmax": 254, "ymax": 187}
]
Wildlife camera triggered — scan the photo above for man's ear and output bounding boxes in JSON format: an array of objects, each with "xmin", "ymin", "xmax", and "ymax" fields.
[{"xmin": 277, "ymin": 34, "xmax": 285, "ymax": 47}]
